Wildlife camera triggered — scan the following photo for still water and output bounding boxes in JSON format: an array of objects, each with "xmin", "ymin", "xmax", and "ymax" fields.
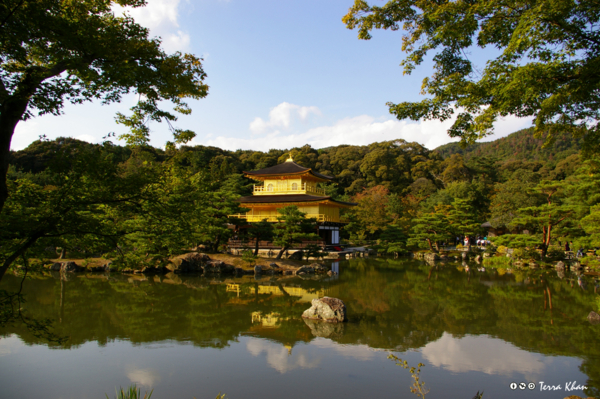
[{"xmin": 1, "ymin": 258, "xmax": 599, "ymax": 399}]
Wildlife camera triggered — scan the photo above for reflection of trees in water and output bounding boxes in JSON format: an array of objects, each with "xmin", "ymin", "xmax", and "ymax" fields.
[{"xmin": 1, "ymin": 260, "xmax": 600, "ymax": 395}]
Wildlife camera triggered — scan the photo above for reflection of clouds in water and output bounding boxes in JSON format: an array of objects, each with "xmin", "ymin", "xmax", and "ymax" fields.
[
  {"xmin": 311, "ymin": 338, "xmax": 379, "ymax": 361},
  {"xmin": 246, "ymin": 339, "xmax": 321, "ymax": 374},
  {"xmin": 0, "ymin": 334, "xmax": 23, "ymax": 357},
  {"xmin": 127, "ymin": 367, "xmax": 161, "ymax": 388},
  {"xmin": 422, "ymin": 333, "xmax": 546, "ymax": 378}
]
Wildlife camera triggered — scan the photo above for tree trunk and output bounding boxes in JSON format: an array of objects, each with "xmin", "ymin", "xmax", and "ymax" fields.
[
  {"xmin": 254, "ymin": 236, "xmax": 260, "ymax": 256},
  {"xmin": 0, "ymin": 110, "xmax": 23, "ymax": 215},
  {"xmin": 213, "ymin": 234, "xmax": 221, "ymax": 253},
  {"xmin": 59, "ymin": 247, "xmax": 67, "ymax": 259},
  {"xmin": 275, "ymin": 246, "xmax": 288, "ymax": 259},
  {"xmin": 426, "ymin": 238, "xmax": 436, "ymax": 253},
  {"xmin": 0, "ymin": 233, "xmax": 41, "ymax": 282}
]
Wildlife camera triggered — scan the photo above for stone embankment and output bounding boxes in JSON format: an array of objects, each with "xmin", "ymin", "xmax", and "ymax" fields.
[{"xmin": 43, "ymin": 253, "xmax": 333, "ymax": 277}]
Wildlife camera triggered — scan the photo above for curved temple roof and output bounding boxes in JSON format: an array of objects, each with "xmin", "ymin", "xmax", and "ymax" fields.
[
  {"xmin": 243, "ymin": 161, "xmax": 333, "ymax": 181},
  {"xmin": 238, "ymin": 194, "xmax": 356, "ymax": 207}
]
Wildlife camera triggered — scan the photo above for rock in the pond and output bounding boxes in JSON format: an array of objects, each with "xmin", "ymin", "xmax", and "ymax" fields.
[
  {"xmin": 203, "ymin": 260, "xmax": 235, "ymax": 274},
  {"xmin": 167, "ymin": 252, "xmax": 210, "ymax": 273},
  {"xmin": 461, "ymin": 252, "xmax": 468, "ymax": 260},
  {"xmin": 269, "ymin": 263, "xmax": 280, "ymax": 269},
  {"xmin": 141, "ymin": 266, "xmax": 161, "ymax": 274},
  {"xmin": 288, "ymin": 251, "xmax": 304, "ymax": 260},
  {"xmin": 310, "ymin": 263, "xmax": 329, "ymax": 273},
  {"xmin": 283, "ymin": 270, "xmax": 294, "ymax": 276},
  {"xmin": 474, "ymin": 255, "xmax": 482, "ymax": 263},
  {"xmin": 423, "ymin": 253, "xmax": 439, "ymax": 262},
  {"xmin": 295, "ymin": 265, "xmax": 314, "ymax": 275},
  {"xmin": 302, "ymin": 297, "xmax": 346, "ymax": 323},
  {"xmin": 50, "ymin": 262, "xmax": 62, "ymax": 271},
  {"xmin": 589, "ymin": 311, "xmax": 600, "ymax": 325},
  {"xmin": 254, "ymin": 265, "xmax": 262, "ymax": 274},
  {"xmin": 303, "ymin": 318, "xmax": 345, "ymax": 338},
  {"xmin": 61, "ymin": 262, "xmax": 82, "ymax": 272},
  {"xmin": 556, "ymin": 261, "xmax": 565, "ymax": 270},
  {"xmin": 571, "ymin": 262, "xmax": 583, "ymax": 270}
]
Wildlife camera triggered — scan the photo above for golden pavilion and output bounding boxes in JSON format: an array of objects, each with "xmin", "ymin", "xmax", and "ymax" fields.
[{"xmin": 233, "ymin": 155, "xmax": 355, "ymax": 245}]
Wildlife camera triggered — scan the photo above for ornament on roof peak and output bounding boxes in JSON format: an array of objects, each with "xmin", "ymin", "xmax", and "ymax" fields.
[{"xmin": 285, "ymin": 153, "xmax": 294, "ymax": 163}]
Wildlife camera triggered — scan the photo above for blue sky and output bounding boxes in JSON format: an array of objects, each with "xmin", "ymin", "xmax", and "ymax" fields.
[{"xmin": 12, "ymin": 0, "xmax": 533, "ymax": 152}]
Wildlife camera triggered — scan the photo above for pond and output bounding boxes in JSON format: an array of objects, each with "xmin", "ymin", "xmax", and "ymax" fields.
[{"xmin": 1, "ymin": 258, "xmax": 599, "ymax": 399}]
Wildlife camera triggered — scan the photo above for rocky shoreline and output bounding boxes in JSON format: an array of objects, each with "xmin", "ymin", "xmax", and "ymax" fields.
[{"xmin": 43, "ymin": 252, "xmax": 335, "ymax": 277}]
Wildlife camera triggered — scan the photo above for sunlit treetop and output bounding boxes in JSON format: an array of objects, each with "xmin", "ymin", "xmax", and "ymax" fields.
[
  {"xmin": 0, "ymin": 0, "xmax": 208, "ymax": 148},
  {"xmin": 343, "ymin": 0, "xmax": 600, "ymax": 155}
]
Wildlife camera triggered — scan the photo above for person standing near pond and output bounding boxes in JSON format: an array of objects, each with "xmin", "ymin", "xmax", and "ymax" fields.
[{"xmin": 565, "ymin": 242, "xmax": 570, "ymax": 252}]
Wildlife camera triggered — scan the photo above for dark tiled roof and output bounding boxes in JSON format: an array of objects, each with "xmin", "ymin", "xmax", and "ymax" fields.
[
  {"xmin": 238, "ymin": 194, "xmax": 356, "ymax": 206},
  {"xmin": 243, "ymin": 162, "xmax": 333, "ymax": 180}
]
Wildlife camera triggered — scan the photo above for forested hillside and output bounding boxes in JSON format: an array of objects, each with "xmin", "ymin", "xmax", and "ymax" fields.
[
  {"xmin": 434, "ymin": 128, "xmax": 582, "ymax": 164},
  {"xmin": 3, "ymin": 128, "xmax": 599, "ymax": 275}
]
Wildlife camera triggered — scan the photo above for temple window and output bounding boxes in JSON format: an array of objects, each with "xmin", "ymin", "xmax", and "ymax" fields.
[
  {"xmin": 267, "ymin": 184, "xmax": 274, "ymax": 191},
  {"xmin": 291, "ymin": 183, "xmax": 298, "ymax": 191}
]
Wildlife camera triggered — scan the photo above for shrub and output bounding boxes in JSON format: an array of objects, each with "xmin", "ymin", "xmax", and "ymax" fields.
[
  {"xmin": 482, "ymin": 256, "xmax": 512, "ymax": 268},
  {"xmin": 241, "ymin": 250, "xmax": 258, "ymax": 266},
  {"xmin": 545, "ymin": 248, "xmax": 566, "ymax": 260}
]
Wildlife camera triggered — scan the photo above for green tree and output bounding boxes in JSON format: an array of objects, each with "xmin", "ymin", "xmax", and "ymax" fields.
[
  {"xmin": 0, "ymin": 142, "xmax": 152, "ymax": 280},
  {"xmin": 0, "ymin": 0, "xmax": 208, "ymax": 213},
  {"xmin": 408, "ymin": 206, "xmax": 452, "ymax": 252},
  {"xmin": 272, "ymin": 206, "xmax": 319, "ymax": 259},
  {"xmin": 580, "ymin": 205, "xmax": 600, "ymax": 247},
  {"xmin": 348, "ymin": 185, "xmax": 391, "ymax": 239},
  {"xmin": 490, "ymin": 170, "xmax": 543, "ymax": 229},
  {"xmin": 377, "ymin": 223, "xmax": 408, "ymax": 257},
  {"xmin": 343, "ymin": 0, "xmax": 600, "ymax": 152},
  {"xmin": 511, "ymin": 181, "xmax": 573, "ymax": 257},
  {"xmin": 448, "ymin": 199, "xmax": 483, "ymax": 251},
  {"xmin": 246, "ymin": 219, "xmax": 274, "ymax": 256}
]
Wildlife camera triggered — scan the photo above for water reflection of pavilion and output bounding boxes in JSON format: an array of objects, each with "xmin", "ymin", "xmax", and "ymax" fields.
[{"xmin": 226, "ymin": 283, "xmax": 326, "ymax": 302}]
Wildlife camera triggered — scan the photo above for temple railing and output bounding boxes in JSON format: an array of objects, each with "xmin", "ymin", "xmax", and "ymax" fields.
[
  {"xmin": 253, "ymin": 183, "xmax": 326, "ymax": 196},
  {"xmin": 227, "ymin": 239, "xmax": 326, "ymax": 249},
  {"xmin": 229, "ymin": 214, "xmax": 347, "ymax": 223}
]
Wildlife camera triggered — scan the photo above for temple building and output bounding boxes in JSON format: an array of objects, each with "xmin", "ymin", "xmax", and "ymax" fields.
[{"xmin": 232, "ymin": 155, "xmax": 355, "ymax": 245}]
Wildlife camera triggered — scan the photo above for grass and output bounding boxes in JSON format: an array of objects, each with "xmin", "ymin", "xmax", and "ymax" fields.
[
  {"xmin": 104, "ymin": 385, "xmax": 226, "ymax": 399},
  {"xmin": 106, "ymin": 385, "xmax": 153, "ymax": 399},
  {"xmin": 482, "ymin": 256, "xmax": 513, "ymax": 268}
]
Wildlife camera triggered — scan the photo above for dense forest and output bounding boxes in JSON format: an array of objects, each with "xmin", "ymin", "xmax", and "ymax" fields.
[{"xmin": 2, "ymin": 127, "xmax": 599, "ymax": 275}]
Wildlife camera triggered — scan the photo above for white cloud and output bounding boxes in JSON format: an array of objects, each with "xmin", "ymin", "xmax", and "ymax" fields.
[
  {"xmin": 113, "ymin": 0, "xmax": 190, "ymax": 52},
  {"xmin": 126, "ymin": 367, "xmax": 161, "ymax": 388},
  {"xmin": 311, "ymin": 337, "xmax": 380, "ymax": 361},
  {"xmin": 249, "ymin": 102, "xmax": 321, "ymax": 134},
  {"xmin": 421, "ymin": 333, "xmax": 546, "ymax": 378},
  {"xmin": 0, "ymin": 334, "xmax": 24, "ymax": 357},
  {"xmin": 199, "ymin": 107, "xmax": 533, "ymax": 151},
  {"xmin": 75, "ymin": 134, "xmax": 99, "ymax": 144},
  {"xmin": 245, "ymin": 338, "xmax": 321, "ymax": 374}
]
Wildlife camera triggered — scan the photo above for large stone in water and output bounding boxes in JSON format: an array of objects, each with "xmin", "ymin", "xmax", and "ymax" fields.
[
  {"xmin": 423, "ymin": 253, "xmax": 439, "ymax": 262},
  {"xmin": 295, "ymin": 265, "xmax": 314, "ymax": 275},
  {"xmin": 302, "ymin": 297, "xmax": 346, "ymax": 323},
  {"xmin": 203, "ymin": 260, "xmax": 235, "ymax": 274},
  {"xmin": 61, "ymin": 262, "xmax": 82, "ymax": 272}
]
